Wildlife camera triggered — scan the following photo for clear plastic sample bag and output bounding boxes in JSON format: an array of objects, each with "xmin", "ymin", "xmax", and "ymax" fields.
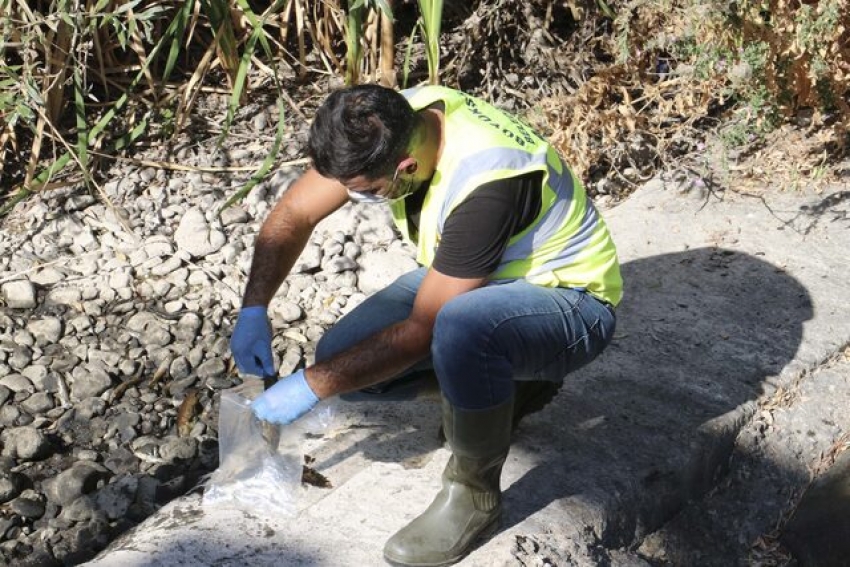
[{"xmin": 203, "ymin": 379, "xmax": 333, "ymax": 517}]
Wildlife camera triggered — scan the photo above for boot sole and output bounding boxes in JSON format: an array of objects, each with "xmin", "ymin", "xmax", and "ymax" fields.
[{"xmin": 383, "ymin": 516, "xmax": 500, "ymax": 567}]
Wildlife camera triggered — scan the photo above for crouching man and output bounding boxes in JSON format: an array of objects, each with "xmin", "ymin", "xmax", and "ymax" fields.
[{"xmin": 230, "ymin": 84, "xmax": 622, "ymax": 566}]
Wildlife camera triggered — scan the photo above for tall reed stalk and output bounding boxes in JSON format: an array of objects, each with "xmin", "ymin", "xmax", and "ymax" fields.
[{"xmin": 417, "ymin": 0, "xmax": 443, "ymax": 85}]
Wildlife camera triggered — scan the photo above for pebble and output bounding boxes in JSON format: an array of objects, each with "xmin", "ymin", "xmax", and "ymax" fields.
[
  {"xmin": 9, "ymin": 495, "xmax": 46, "ymax": 520},
  {"xmin": 0, "ymin": 473, "xmax": 23, "ymax": 504},
  {"xmin": 21, "ymin": 392, "xmax": 55, "ymax": 415},
  {"xmin": 42, "ymin": 462, "xmax": 111, "ymax": 507},
  {"xmin": 47, "ymin": 288, "xmax": 82, "ymax": 306},
  {"xmin": 0, "ymin": 427, "xmax": 51, "ymax": 461},
  {"xmin": 0, "ymin": 374, "xmax": 34, "ymax": 393},
  {"xmin": 1, "ymin": 281, "xmax": 37, "ymax": 309},
  {"xmin": 26, "ymin": 318, "xmax": 63, "ymax": 344},
  {"xmin": 70, "ymin": 364, "xmax": 113, "ymax": 401},
  {"xmin": 30, "ymin": 268, "xmax": 65, "ymax": 286},
  {"xmin": 174, "ymin": 207, "xmax": 226, "ymax": 258},
  {"xmin": 94, "ymin": 476, "xmax": 139, "ymax": 520}
]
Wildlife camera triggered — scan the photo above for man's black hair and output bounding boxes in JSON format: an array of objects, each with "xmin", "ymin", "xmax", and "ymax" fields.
[{"xmin": 308, "ymin": 84, "xmax": 418, "ymax": 181}]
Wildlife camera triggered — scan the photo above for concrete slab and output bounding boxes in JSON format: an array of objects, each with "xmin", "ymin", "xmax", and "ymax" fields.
[{"xmin": 87, "ymin": 180, "xmax": 850, "ymax": 566}]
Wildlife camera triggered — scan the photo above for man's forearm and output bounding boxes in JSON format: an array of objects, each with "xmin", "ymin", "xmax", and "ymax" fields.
[
  {"xmin": 242, "ymin": 205, "xmax": 312, "ymax": 307},
  {"xmin": 305, "ymin": 318, "xmax": 433, "ymax": 399}
]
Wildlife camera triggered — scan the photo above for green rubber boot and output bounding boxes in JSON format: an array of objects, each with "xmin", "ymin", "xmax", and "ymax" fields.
[{"xmin": 383, "ymin": 395, "xmax": 514, "ymax": 566}]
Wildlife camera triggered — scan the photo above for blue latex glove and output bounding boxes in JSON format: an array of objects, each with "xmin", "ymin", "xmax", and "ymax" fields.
[
  {"xmin": 230, "ymin": 305, "xmax": 275, "ymax": 377},
  {"xmin": 252, "ymin": 369, "xmax": 319, "ymax": 425}
]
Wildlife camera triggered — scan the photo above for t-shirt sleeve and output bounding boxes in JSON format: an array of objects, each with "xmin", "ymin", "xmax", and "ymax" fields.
[{"xmin": 432, "ymin": 173, "xmax": 541, "ymax": 278}]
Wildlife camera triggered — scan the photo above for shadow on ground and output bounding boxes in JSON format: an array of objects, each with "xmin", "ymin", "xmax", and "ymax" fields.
[{"xmin": 498, "ymin": 247, "xmax": 811, "ymax": 547}]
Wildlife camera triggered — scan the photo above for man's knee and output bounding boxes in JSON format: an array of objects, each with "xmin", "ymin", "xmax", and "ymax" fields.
[{"xmin": 432, "ymin": 297, "xmax": 485, "ymax": 356}]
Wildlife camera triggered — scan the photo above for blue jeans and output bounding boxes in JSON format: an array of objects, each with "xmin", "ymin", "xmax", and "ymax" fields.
[{"xmin": 315, "ymin": 268, "xmax": 616, "ymax": 410}]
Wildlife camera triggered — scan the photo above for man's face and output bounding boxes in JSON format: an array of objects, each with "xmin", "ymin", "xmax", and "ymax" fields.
[{"xmin": 344, "ymin": 163, "xmax": 420, "ymax": 204}]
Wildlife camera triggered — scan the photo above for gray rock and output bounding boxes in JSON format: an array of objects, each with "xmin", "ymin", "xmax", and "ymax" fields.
[
  {"xmin": 0, "ymin": 472, "xmax": 24, "ymax": 504},
  {"xmin": 220, "ymin": 206, "xmax": 249, "ymax": 226},
  {"xmin": 103, "ymin": 447, "xmax": 139, "ymax": 475},
  {"xmin": 294, "ymin": 244, "xmax": 323, "ymax": 273},
  {"xmin": 64, "ymin": 193, "xmax": 97, "ymax": 211},
  {"xmin": 217, "ymin": 243, "xmax": 240, "ymax": 263},
  {"xmin": 0, "ymin": 405, "xmax": 20, "ymax": 426},
  {"xmin": 1, "ymin": 280, "xmax": 37, "ymax": 309},
  {"xmin": 21, "ymin": 364, "xmax": 49, "ymax": 389},
  {"xmin": 46, "ymin": 287, "xmax": 82, "ymax": 306},
  {"xmin": 322, "ymin": 256, "xmax": 358, "ymax": 274},
  {"xmin": 187, "ymin": 346, "xmax": 204, "ymax": 369},
  {"xmin": 168, "ymin": 375, "xmax": 197, "ymax": 396},
  {"xmin": 195, "ymin": 357, "xmax": 225, "ymax": 380},
  {"xmin": 0, "ymin": 515, "xmax": 21, "ymax": 540},
  {"xmin": 0, "ymin": 385, "xmax": 9, "ymax": 406},
  {"xmin": 51, "ymin": 516, "xmax": 112, "ymax": 564},
  {"xmin": 174, "ymin": 207, "xmax": 226, "ymax": 258},
  {"xmin": 343, "ymin": 241, "xmax": 361, "ymax": 260},
  {"xmin": 187, "ymin": 270, "xmax": 209, "ymax": 286},
  {"xmin": 42, "ymin": 462, "xmax": 110, "ymax": 507},
  {"xmin": 12, "ymin": 328, "xmax": 34, "ymax": 347},
  {"xmin": 26, "ymin": 318, "xmax": 63, "ymax": 344},
  {"xmin": 357, "ymin": 250, "xmax": 419, "ymax": 295},
  {"xmin": 317, "ymin": 310, "xmax": 338, "ymax": 325},
  {"xmin": 272, "ymin": 300, "xmax": 303, "ymax": 323},
  {"xmin": 164, "ymin": 299, "xmax": 185, "ymax": 314},
  {"xmin": 169, "ymin": 356, "xmax": 192, "ymax": 381},
  {"xmin": 93, "ymin": 476, "xmax": 138, "ymax": 520},
  {"xmin": 9, "ymin": 495, "xmax": 45, "ymax": 519},
  {"xmin": 75, "ymin": 449, "xmax": 100, "ymax": 462},
  {"xmin": 108, "ymin": 270, "xmax": 133, "ymax": 290},
  {"xmin": 0, "ymin": 426, "xmax": 51, "ymax": 460},
  {"xmin": 140, "ymin": 167, "xmax": 156, "ymax": 183},
  {"xmin": 108, "ymin": 412, "xmax": 140, "ymax": 437},
  {"xmin": 126, "ymin": 312, "xmax": 172, "ymax": 347},
  {"xmin": 21, "ymin": 392, "xmax": 55, "ymax": 415},
  {"xmin": 134, "ymin": 475, "xmax": 160, "ymax": 509},
  {"xmin": 8, "ymin": 345, "xmax": 33, "ymax": 370},
  {"xmin": 67, "ymin": 314, "xmax": 92, "ymax": 334},
  {"xmin": 174, "ymin": 313, "xmax": 203, "ymax": 343},
  {"xmin": 158, "ymin": 437, "xmax": 197, "ymax": 462},
  {"xmin": 60, "ymin": 494, "xmax": 97, "ymax": 522},
  {"xmin": 50, "ymin": 353, "xmax": 80, "ymax": 373},
  {"xmin": 88, "ymin": 349, "xmax": 122, "ymax": 370},
  {"xmin": 144, "ymin": 240, "xmax": 174, "ymax": 258},
  {"xmin": 129, "ymin": 248, "xmax": 149, "ymax": 266},
  {"xmin": 70, "ymin": 364, "xmax": 113, "ymax": 401},
  {"xmin": 147, "ymin": 255, "xmax": 182, "ymax": 277},
  {"xmin": 0, "ymin": 374, "xmax": 34, "ymax": 393},
  {"xmin": 30, "ymin": 268, "xmax": 65, "ymax": 286},
  {"xmin": 144, "ymin": 328, "xmax": 173, "ymax": 347}
]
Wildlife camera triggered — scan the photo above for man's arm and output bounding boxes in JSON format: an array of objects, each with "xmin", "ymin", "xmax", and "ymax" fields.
[
  {"xmin": 242, "ymin": 168, "xmax": 349, "ymax": 306},
  {"xmin": 305, "ymin": 269, "xmax": 487, "ymax": 398}
]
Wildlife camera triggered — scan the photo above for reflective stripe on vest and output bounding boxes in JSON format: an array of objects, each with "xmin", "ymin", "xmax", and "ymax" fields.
[{"xmin": 396, "ymin": 86, "xmax": 623, "ymax": 306}]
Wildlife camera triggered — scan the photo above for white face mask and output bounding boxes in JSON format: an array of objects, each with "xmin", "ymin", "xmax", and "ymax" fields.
[
  {"xmin": 347, "ymin": 178, "xmax": 419, "ymax": 205},
  {"xmin": 347, "ymin": 189, "xmax": 388, "ymax": 204},
  {"xmin": 346, "ymin": 165, "xmax": 421, "ymax": 205}
]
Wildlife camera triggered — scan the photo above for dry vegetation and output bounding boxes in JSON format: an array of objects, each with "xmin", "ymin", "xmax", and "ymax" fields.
[{"xmin": 1, "ymin": 0, "xmax": 848, "ymax": 216}]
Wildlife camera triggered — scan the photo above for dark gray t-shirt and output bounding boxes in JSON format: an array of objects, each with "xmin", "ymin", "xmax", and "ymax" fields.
[{"xmin": 405, "ymin": 171, "xmax": 543, "ymax": 278}]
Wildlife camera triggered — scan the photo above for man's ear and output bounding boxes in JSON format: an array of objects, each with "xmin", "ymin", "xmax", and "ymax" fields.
[{"xmin": 400, "ymin": 157, "xmax": 418, "ymax": 175}]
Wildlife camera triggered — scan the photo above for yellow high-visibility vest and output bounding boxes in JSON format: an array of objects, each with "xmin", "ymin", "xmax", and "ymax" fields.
[{"xmin": 391, "ymin": 86, "xmax": 623, "ymax": 306}]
